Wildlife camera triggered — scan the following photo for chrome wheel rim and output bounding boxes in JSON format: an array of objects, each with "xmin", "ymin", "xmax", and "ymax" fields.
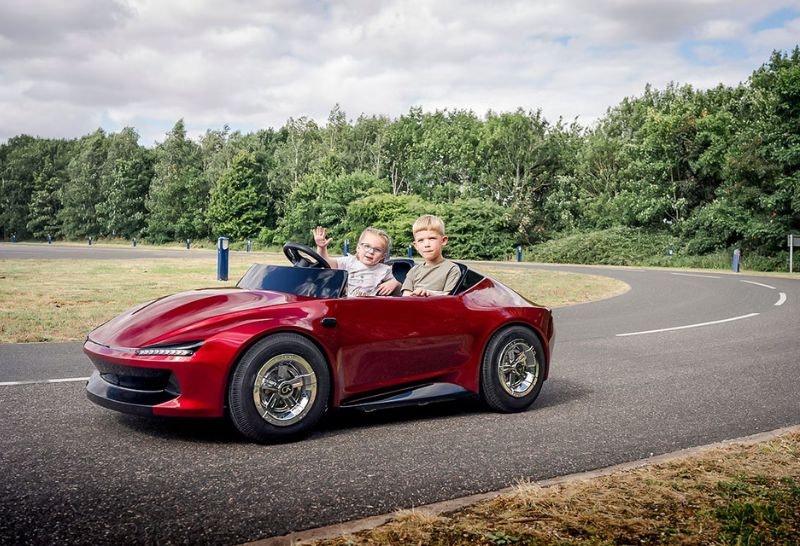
[
  {"xmin": 253, "ymin": 353, "xmax": 317, "ymax": 426},
  {"xmin": 497, "ymin": 340, "xmax": 539, "ymax": 398}
]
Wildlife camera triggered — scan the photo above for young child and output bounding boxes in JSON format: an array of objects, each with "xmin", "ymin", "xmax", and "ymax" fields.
[
  {"xmin": 402, "ymin": 214, "xmax": 461, "ymax": 297},
  {"xmin": 313, "ymin": 226, "xmax": 401, "ymax": 297}
]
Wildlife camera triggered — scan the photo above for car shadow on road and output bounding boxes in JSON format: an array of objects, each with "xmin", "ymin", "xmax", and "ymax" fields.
[
  {"xmin": 324, "ymin": 396, "xmax": 484, "ymax": 433},
  {"xmin": 112, "ymin": 414, "xmax": 246, "ymax": 444},
  {"xmin": 107, "ymin": 377, "xmax": 588, "ymax": 444}
]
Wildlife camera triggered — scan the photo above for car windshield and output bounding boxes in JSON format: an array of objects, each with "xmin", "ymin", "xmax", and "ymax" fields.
[{"xmin": 237, "ymin": 264, "xmax": 348, "ymax": 298}]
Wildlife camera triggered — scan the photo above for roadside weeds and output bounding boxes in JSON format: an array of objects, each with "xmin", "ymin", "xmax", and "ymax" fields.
[{"xmin": 259, "ymin": 427, "xmax": 800, "ymax": 545}]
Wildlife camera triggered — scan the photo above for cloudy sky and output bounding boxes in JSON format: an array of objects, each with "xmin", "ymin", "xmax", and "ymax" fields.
[{"xmin": 1, "ymin": 0, "xmax": 799, "ymax": 146}]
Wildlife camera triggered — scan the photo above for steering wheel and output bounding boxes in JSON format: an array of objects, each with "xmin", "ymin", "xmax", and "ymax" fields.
[{"xmin": 283, "ymin": 243, "xmax": 331, "ymax": 269}]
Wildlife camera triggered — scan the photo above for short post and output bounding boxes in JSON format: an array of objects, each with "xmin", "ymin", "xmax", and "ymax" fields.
[
  {"xmin": 343, "ymin": 239, "xmax": 349, "ymax": 256},
  {"xmin": 246, "ymin": 239, "xmax": 251, "ymax": 253},
  {"xmin": 186, "ymin": 238, "xmax": 191, "ymax": 250},
  {"xmin": 11, "ymin": 233, "xmax": 16, "ymax": 243},
  {"xmin": 132, "ymin": 237, "xmax": 137, "ymax": 247},
  {"xmin": 217, "ymin": 237, "xmax": 229, "ymax": 281},
  {"xmin": 47, "ymin": 234, "xmax": 52, "ymax": 245},
  {"xmin": 517, "ymin": 245, "xmax": 523, "ymax": 262},
  {"xmin": 732, "ymin": 248, "xmax": 741, "ymax": 272},
  {"xmin": 88, "ymin": 236, "xmax": 93, "ymax": 246},
  {"xmin": 789, "ymin": 234, "xmax": 800, "ymax": 273},
  {"xmin": 407, "ymin": 244, "xmax": 413, "ymax": 258}
]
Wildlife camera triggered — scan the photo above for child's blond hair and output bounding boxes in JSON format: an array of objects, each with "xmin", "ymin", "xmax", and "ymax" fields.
[
  {"xmin": 412, "ymin": 214, "xmax": 446, "ymax": 237},
  {"xmin": 359, "ymin": 227, "xmax": 391, "ymax": 252}
]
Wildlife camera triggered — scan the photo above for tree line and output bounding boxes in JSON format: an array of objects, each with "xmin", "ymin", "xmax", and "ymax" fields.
[{"xmin": 1, "ymin": 48, "xmax": 798, "ymax": 261}]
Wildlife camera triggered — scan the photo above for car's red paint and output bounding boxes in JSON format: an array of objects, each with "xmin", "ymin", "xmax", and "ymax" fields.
[{"xmin": 84, "ymin": 259, "xmax": 554, "ymax": 430}]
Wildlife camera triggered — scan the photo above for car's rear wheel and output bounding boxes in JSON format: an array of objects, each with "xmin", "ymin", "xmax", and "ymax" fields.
[
  {"xmin": 480, "ymin": 325, "xmax": 545, "ymax": 413},
  {"xmin": 228, "ymin": 333, "xmax": 330, "ymax": 442}
]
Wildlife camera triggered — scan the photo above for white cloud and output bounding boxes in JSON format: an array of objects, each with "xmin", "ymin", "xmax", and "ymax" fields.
[{"xmin": 0, "ymin": 0, "xmax": 799, "ymax": 145}]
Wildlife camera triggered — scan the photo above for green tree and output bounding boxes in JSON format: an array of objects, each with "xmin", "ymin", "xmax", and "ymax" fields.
[
  {"xmin": 95, "ymin": 128, "xmax": 154, "ymax": 238},
  {"xmin": 385, "ymin": 107, "xmax": 423, "ymax": 195},
  {"xmin": 440, "ymin": 198, "xmax": 517, "ymax": 259},
  {"xmin": 207, "ymin": 150, "xmax": 271, "ymax": 240},
  {"xmin": 0, "ymin": 135, "xmax": 66, "ymax": 239},
  {"xmin": 409, "ymin": 109, "xmax": 481, "ymax": 202},
  {"xmin": 342, "ymin": 193, "xmax": 430, "ymax": 254},
  {"xmin": 145, "ymin": 120, "xmax": 207, "ymax": 242},
  {"xmin": 351, "ymin": 114, "xmax": 391, "ymax": 177},
  {"xmin": 24, "ymin": 139, "xmax": 74, "ymax": 239},
  {"xmin": 59, "ymin": 129, "xmax": 109, "ymax": 239},
  {"xmin": 276, "ymin": 171, "xmax": 390, "ymax": 247},
  {"xmin": 476, "ymin": 109, "xmax": 577, "ymax": 242},
  {"xmin": 274, "ymin": 117, "xmax": 322, "ymax": 188}
]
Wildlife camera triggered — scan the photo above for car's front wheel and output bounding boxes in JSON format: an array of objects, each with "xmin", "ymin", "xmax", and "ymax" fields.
[
  {"xmin": 228, "ymin": 333, "xmax": 330, "ymax": 443},
  {"xmin": 480, "ymin": 325, "xmax": 545, "ymax": 413}
]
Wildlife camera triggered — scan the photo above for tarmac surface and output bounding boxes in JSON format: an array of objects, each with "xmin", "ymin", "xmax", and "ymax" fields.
[{"xmin": 1, "ymin": 243, "xmax": 798, "ymax": 544}]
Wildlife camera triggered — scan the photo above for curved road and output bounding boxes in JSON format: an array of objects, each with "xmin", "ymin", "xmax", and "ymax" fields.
[{"xmin": 1, "ymin": 244, "xmax": 798, "ymax": 544}]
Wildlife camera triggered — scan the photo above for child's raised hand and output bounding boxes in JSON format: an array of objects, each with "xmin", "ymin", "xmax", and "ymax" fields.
[{"xmin": 313, "ymin": 226, "xmax": 332, "ymax": 248}]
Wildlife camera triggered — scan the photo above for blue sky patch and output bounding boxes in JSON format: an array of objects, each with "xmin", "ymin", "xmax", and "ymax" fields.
[
  {"xmin": 679, "ymin": 40, "xmax": 749, "ymax": 65},
  {"xmin": 752, "ymin": 7, "xmax": 800, "ymax": 32}
]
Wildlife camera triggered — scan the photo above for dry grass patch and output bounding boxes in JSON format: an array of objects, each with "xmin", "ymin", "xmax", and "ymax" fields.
[
  {"xmin": 474, "ymin": 265, "xmax": 629, "ymax": 308},
  {"xmin": 0, "ymin": 254, "xmax": 284, "ymax": 342},
  {"xmin": 1, "ymin": 256, "xmax": 624, "ymax": 343},
  {"xmin": 314, "ymin": 432, "xmax": 800, "ymax": 545}
]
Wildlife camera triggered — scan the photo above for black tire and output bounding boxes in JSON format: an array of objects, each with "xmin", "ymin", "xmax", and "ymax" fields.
[
  {"xmin": 228, "ymin": 333, "xmax": 330, "ymax": 443},
  {"xmin": 480, "ymin": 325, "xmax": 545, "ymax": 413}
]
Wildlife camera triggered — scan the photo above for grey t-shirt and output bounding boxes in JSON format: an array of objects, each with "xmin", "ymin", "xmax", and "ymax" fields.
[
  {"xmin": 401, "ymin": 259, "xmax": 461, "ymax": 296},
  {"xmin": 336, "ymin": 255, "xmax": 393, "ymax": 297}
]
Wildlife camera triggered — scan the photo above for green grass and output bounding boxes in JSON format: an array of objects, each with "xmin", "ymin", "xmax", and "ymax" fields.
[
  {"xmin": 0, "ymin": 253, "xmax": 284, "ymax": 342},
  {"xmin": 0, "ymin": 253, "xmax": 627, "ymax": 343}
]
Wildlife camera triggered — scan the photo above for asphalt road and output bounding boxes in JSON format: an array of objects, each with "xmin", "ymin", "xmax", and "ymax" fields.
[{"xmin": 1, "ymin": 244, "xmax": 798, "ymax": 545}]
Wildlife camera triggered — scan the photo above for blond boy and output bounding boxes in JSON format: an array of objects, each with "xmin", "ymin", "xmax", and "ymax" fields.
[
  {"xmin": 313, "ymin": 226, "xmax": 401, "ymax": 297},
  {"xmin": 402, "ymin": 214, "xmax": 461, "ymax": 297}
]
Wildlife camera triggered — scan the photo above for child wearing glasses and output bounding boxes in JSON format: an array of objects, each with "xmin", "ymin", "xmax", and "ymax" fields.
[
  {"xmin": 313, "ymin": 226, "xmax": 401, "ymax": 297},
  {"xmin": 402, "ymin": 214, "xmax": 461, "ymax": 297}
]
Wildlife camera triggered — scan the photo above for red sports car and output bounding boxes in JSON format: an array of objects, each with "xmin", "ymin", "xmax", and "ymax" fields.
[{"xmin": 84, "ymin": 243, "xmax": 555, "ymax": 442}]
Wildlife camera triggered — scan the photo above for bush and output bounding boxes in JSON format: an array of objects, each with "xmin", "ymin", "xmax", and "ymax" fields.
[{"xmin": 527, "ymin": 227, "xmax": 679, "ymax": 265}]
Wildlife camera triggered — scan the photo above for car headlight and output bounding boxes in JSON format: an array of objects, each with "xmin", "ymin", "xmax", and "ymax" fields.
[{"xmin": 135, "ymin": 341, "xmax": 203, "ymax": 356}]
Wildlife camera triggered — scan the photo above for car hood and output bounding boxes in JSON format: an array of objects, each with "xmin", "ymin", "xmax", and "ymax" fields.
[{"xmin": 88, "ymin": 288, "xmax": 300, "ymax": 349}]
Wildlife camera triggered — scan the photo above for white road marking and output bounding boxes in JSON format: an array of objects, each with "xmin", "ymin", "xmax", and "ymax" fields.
[
  {"xmin": 740, "ymin": 280, "xmax": 776, "ymax": 290},
  {"xmin": 617, "ymin": 313, "xmax": 760, "ymax": 337},
  {"xmin": 671, "ymin": 273, "xmax": 721, "ymax": 278},
  {"xmin": 775, "ymin": 293, "xmax": 787, "ymax": 306},
  {"xmin": 0, "ymin": 377, "xmax": 90, "ymax": 387}
]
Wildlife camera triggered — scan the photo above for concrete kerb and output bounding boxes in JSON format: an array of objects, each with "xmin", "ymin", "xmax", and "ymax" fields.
[{"xmin": 248, "ymin": 424, "xmax": 800, "ymax": 546}]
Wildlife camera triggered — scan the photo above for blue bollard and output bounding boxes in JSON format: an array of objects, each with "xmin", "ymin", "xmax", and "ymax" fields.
[
  {"xmin": 11, "ymin": 234, "xmax": 16, "ymax": 243},
  {"xmin": 132, "ymin": 237, "xmax": 137, "ymax": 247},
  {"xmin": 186, "ymin": 238, "xmax": 191, "ymax": 250},
  {"xmin": 407, "ymin": 244, "xmax": 413, "ymax": 258},
  {"xmin": 217, "ymin": 237, "xmax": 229, "ymax": 281},
  {"xmin": 343, "ymin": 239, "xmax": 349, "ymax": 256},
  {"xmin": 732, "ymin": 249, "xmax": 741, "ymax": 272},
  {"xmin": 47, "ymin": 234, "xmax": 52, "ymax": 245},
  {"xmin": 517, "ymin": 245, "xmax": 522, "ymax": 262},
  {"xmin": 88, "ymin": 236, "xmax": 93, "ymax": 246},
  {"xmin": 246, "ymin": 239, "xmax": 251, "ymax": 253}
]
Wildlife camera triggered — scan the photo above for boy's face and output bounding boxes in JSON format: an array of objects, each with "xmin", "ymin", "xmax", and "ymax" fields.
[
  {"xmin": 413, "ymin": 229, "xmax": 447, "ymax": 264},
  {"xmin": 355, "ymin": 232, "xmax": 387, "ymax": 266}
]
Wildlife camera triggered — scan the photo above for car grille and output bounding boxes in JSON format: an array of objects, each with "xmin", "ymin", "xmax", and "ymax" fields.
[{"xmin": 90, "ymin": 359, "xmax": 176, "ymax": 392}]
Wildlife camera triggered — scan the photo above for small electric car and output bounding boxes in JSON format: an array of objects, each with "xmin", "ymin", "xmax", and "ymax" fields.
[{"xmin": 84, "ymin": 243, "xmax": 555, "ymax": 442}]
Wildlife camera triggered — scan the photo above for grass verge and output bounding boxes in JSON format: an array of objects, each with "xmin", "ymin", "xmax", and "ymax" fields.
[
  {"xmin": 0, "ymin": 255, "xmax": 626, "ymax": 343},
  {"xmin": 307, "ymin": 430, "xmax": 800, "ymax": 545},
  {"xmin": 0, "ymin": 253, "xmax": 284, "ymax": 342}
]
